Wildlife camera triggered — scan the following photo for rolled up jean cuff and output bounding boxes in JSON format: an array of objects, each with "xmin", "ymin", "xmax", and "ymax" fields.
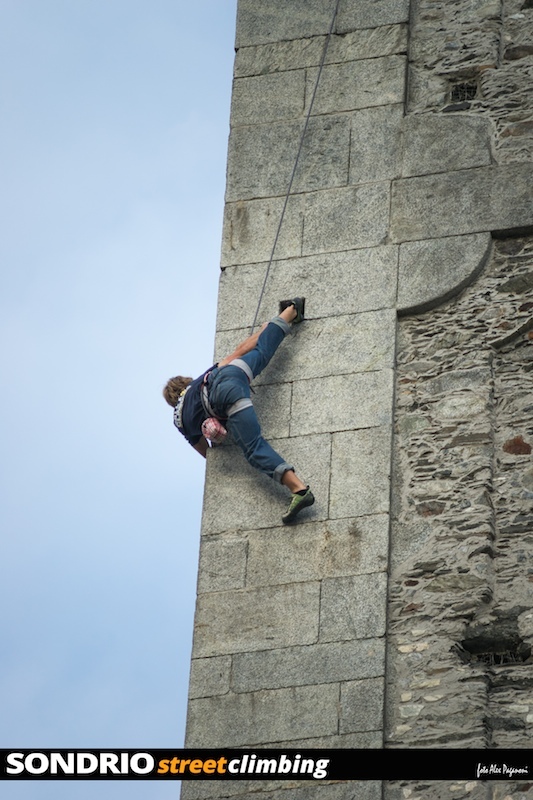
[
  {"xmin": 228, "ymin": 358, "xmax": 253, "ymax": 382},
  {"xmin": 270, "ymin": 316, "xmax": 291, "ymax": 336},
  {"xmin": 226, "ymin": 397, "xmax": 253, "ymax": 417},
  {"xmin": 273, "ymin": 462, "xmax": 294, "ymax": 483}
]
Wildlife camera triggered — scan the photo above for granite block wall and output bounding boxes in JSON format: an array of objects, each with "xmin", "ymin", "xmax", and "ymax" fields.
[{"xmin": 180, "ymin": 1, "xmax": 533, "ymax": 798}]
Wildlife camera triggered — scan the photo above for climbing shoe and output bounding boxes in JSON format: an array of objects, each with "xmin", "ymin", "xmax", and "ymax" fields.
[
  {"xmin": 279, "ymin": 296, "xmax": 305, "ymax": 324},
  {"xmin": 282, "ymin": 486, "xmax": 315, "ymax": 524}
]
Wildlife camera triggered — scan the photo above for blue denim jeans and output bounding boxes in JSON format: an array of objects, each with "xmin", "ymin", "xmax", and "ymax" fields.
[{"xmin": 207, "ymin": 317, "xmax": 294, "ymax": 482}]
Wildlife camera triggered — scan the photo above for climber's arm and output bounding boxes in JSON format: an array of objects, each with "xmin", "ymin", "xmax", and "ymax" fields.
[{"xmin": 218, "ymin": 323, "xmax": 267, "ymax": 367}]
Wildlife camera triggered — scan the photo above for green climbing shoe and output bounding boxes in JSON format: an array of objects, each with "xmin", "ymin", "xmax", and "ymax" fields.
[
  {"xmin": 279, "ymin": 297, "xmax": 305, "ymax": 324},
  {"xmin": 282, "ymin": 487, "xmax": 315, "ymax": 524}
]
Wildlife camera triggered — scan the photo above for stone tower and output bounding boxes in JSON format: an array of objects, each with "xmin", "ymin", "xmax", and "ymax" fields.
[{"xmin": 181, "ymin": 1, "xmax": 533, "ymax": 798}]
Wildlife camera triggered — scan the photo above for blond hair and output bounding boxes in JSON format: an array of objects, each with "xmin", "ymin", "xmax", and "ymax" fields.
[{"xmin": 163, "ymin": 375, "xmax": 192, "ymax": 407}]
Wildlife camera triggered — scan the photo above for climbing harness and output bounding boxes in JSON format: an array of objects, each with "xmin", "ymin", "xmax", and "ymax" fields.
[
  {"xmin": 200, "ymin": 372, "xmax": 217, "ymax": 418},
  {"xmin": 249, "ymin": 0, "xmax": 343, "ymax": 334},
  {"xmin": 200, "ymin": 368, "xmax": 253, "ymax": 445}
]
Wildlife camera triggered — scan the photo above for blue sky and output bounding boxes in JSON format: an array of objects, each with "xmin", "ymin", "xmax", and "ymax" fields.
[{"xmin": 0, "ymin": 1, "xmax": 237, "ymax": 797}]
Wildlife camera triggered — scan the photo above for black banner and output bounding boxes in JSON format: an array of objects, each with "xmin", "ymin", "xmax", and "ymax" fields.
[{"xmin": 1, "ymin": 749, "xmax": 532, "ymax": 781}]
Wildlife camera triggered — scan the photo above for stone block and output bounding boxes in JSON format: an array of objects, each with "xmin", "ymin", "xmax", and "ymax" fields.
[
  {"xmin": 397, "ymin": 233, "xmax": 492, "ymax": 315},
  {"xmin": 328, "ymin": 22, "xmax": 408, "ymax": 62},
  {"xmin": 302, "ymin": 184, "xmax": 391, "ymax": 254},
  {"xmin": 231, "ymin": 70, "xmax": 305, "ymax": 126},
  {"xmin": 391, "ymin": 164, "xmax": 533, "ymax": 243},
  {"xmin": 197, "ymin": 536, "xmax": 247, "ymax": 593},
  {"xmin": 271, "ymin": 731, "xmax": 383, "ymax": 749},
  {"xmin": 330, "ymin": 427, "xmax": 392, "ymax": 519},
  {"xmin": 226, "ymin": 115, "xmax": 351, "ymax": 201},
  {"xmin": 201, "ymin": 433, "xmax": 331, "ymax": 534},
  {"xmin": 221, "ymin": 188, "xmax": 394, "ymax": 266},
  {"xmin": 290, "ymin": 370, "xmax": 394, "ymax": 435},
  {"xmin": 235, "ymin": 0, "xmax": 337, "ymax": 48},
  {"xmin": 186, "ymin": 682, "xmax": 340, "ymax": 746},
  {"xmin": 188, "ymin": 656, "xmax": 232, "ymax": 699},
  {"xmin": 424, "ymin": 366, "xmax": 493, "ymax": 397},
  {"xmin": 215, "ymin": 247, "xmax": 399, "ymax": 331},
  {"xmin": 247, "ymin": 382, "xmax": 292, "ymax": 439},
  {"xmin": 232, "ymin": 638, "xmax": 386, "ymax": 692},
  {"xmin": 350, "ymin": 104, "xmax": 404, "ymax": 184},
  {"xmin": 222, "ymin": 183, "xmax": 394, "ymax": 266},
  {"xmin": 221, "ymin": 195, "xmax": 303, "ymax": 267},
  {"xmin": 320, "ymin": 573, "xmax": 388, "ymax": 641},
  {"xmin": 337, "ymin": 0, "xmax": 411, "ymax": 32},
  {"xmin": 339, "ymin": 677, "xmax": 385, "ymax": 734},
  {"xmin": 307, "ymin": 56, "xmax": 406, "ymax": 115},
  {"xmin": 433, "ymin": 391, "xmax": 489, "ymax": 421},
  {"xmin": 234, "ymin": 25, "xmax": 408, "ymax": 78},
  {"xmin": 235, "ymin": 35, "xmax": 326, "ymax": 78},
  {"xmin": 245, "ymin": 515, "xmax": 390, "ymax": 587},
  {"xmin": 214, "ymin": 312, "xmax": 397, "ymax": 385},
  {"xmin": 192, "ymin": 581, "xmax": 320, "ymax": 658},
  {"xmin": 401, "ymin": 114, "xmax": 493, "ymax": 177}
]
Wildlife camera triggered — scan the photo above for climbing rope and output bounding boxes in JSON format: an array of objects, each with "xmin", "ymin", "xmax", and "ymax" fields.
[{"xmin": 250, "ymin": 0, "xmax": 343, "ymax": 333}]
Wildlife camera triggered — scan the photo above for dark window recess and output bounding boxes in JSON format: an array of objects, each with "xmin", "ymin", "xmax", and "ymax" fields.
[
  {"xmin": 453, "ymin": 631, "xmax": 531, "ymax": 666},
  {"xmin": 450, "ymin": 82, "xmax": 478, "ymax": 102}
]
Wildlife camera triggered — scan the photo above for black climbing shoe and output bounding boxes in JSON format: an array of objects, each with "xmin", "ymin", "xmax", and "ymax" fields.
[
  {"xmin": 279, "ymin": 297, "xmax": 305, "ymax": 324},
  {"xmin": 282, "ymin": 487, "xmax": 315, "ymax": 524}
]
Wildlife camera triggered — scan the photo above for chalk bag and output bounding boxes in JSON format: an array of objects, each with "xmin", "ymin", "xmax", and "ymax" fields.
[{"xmin": 201, "ymin": 417, "xmax": 228, "ymax": 446}]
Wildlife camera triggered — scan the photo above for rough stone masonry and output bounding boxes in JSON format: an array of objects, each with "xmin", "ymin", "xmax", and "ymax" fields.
[{"xmin": 180, "ymin": 1, "xmax": 533, "ymax": 799}]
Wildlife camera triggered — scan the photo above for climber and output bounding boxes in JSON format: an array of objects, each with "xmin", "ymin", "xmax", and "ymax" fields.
[{"xmin": 163, "ymin": 298, "xmax": 315, "ymax": 524}]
